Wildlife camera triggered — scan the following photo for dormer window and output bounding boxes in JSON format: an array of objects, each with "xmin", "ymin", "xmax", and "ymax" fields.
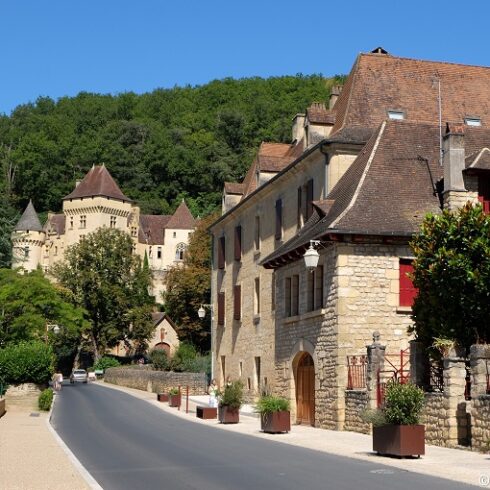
[
  {"xmin": 388, "ymin": 110, "xmax": 405, "ymax": 120},
  {"xmin": 465, "ymin": 117, "xmax": 481, "ymax": 127}
]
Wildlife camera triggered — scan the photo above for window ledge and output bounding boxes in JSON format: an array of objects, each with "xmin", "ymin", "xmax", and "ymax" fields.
[
  {"xmin": 396, "ymin": 306, "xmax": 412, "ymax": 314},
  {"xmin": 283, "ymin": 308, "xmax": 326, "ymax": 324}
]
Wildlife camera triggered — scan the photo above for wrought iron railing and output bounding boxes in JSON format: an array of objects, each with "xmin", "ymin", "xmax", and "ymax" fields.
[
  {"xmin": 428, "ymin": 362, "xmax": 444, "ymax": 393},
  {"xmin": 346, "ymin": 355, "xmax": 367, "ymax": 389}
]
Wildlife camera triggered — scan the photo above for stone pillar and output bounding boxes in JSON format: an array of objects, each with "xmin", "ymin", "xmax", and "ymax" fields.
[
  {"xmin": 443, "ymin": 356, "xmax": 467, "ymax": 447},
  {"xmin": 366, "ymin": 331, "xmax": 386, "ymax": 408},
  {"xmin": 469, "ymin": 344, "xmax": 490, "ymax": 397},
  {"xmin": 409, "ymin": 340, "xmax": 429, "ymax": 389}
]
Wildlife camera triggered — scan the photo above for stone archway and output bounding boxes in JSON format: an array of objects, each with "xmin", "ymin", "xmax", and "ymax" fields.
[{"xmin": 154, "ymin": 342, "xmax": 170, "ymax": 356}]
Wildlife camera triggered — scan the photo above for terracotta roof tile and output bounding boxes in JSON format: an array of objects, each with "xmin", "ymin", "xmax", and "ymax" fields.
[
  {"xmin": 166, "ymin": 200, "xmax": 195, "ymax": 230},
  {"xmin": 466, "ymin": 147, "xmax": 490, "ymax": 171},
  {"xmin": 138, "ymin": 215, "xmax": 171, "ymax": 245},
  {"xmin": 306, "ymin": 103, "xmax": 336, "ymax": 125},
  {"xmin": 224, "ymin": 182, "xmax": 245, "ymax": 195},
  {"xmin": 63, "ymin": 165, "xmax": 131, "ymax": 202}
]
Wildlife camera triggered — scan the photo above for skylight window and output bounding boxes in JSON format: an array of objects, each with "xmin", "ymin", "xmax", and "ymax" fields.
[
  {"xmin": 465, "ymin": 117, "xmax": 481, "ymax": 127},
  {"xmin": 388, "ymin": 110, "xmax": 405, "ymax": 120}
]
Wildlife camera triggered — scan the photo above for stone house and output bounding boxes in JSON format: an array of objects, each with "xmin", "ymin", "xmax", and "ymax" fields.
[
  {"xmin": 11, "ymin": 164, "xmax": 196, "ymax": 303},
  {"xmin": 210, "ymin": 47, "xmax": 490, "ymax": 427}
]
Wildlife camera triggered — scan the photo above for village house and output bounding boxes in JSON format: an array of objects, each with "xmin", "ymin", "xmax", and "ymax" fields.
[{"xmin": 209, "ymin": 47, "xmax": 490, "ymax": 430}]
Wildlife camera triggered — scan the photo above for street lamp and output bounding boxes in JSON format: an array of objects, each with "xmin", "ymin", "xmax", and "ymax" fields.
[
  {"xmin": 198, "ymin": 304, "xmax": 212, "ymax": 319},
  {"xmin": 303, "ymin": 240, "xmax": 322, "ymax": 271},
  {"xmin": 45, "ymin": 323, "xmax": 61, "ymax": 344}
]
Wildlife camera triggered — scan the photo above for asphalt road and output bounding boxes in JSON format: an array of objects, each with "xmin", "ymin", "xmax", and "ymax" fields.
[{"xmin": 51, "ymin": 383, "xmax": 475, "ymax": 490}]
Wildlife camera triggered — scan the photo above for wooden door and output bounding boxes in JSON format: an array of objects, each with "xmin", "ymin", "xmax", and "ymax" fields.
[{"xmin": 296, "ymin": 353, "xmax": 315, "ymax": 425}]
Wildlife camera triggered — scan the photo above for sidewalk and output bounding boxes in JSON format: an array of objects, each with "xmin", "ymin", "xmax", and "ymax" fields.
[
  {"xmin": 99, "ymin": 381, "xmax": 490, "ymax": 489},
  {"xmin": 0, "ymin": 396, "xmax": 92, "ymax": 490}
]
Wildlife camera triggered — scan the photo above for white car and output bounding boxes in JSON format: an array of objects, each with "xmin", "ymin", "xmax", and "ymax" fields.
[{"xmin": 70, "ymin": 369, "xmax": 88, "ymax": 384}]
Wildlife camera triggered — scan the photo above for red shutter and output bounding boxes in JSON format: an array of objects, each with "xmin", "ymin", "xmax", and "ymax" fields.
[
  {"xmin": 234, "ymin": 226, "xmax": 242, "ymax": 261},
  {"xmin": 275, "ymin": 199, "xmax": 282, "ymax": 240},
  {"xmin": 478, "ymin": 177, "xmax": 490, "ymax": 214},
  {"xmin": 234, "ymin": 285, "xmax": 241, "ymax": 320},
  {"xmin": 306, "ymin": 179, "xmax": 314, "ymax": 220},
  {"xmin": 399, "ymin": 260, "xmax": 417, "ymax": 307},
  {"xmin": 218, "ymin": 236, "xmax": 225, "ymax": 269},
  {"xmin": 218, "ymin": 292, "xmax": 225, "ymax": 325}
]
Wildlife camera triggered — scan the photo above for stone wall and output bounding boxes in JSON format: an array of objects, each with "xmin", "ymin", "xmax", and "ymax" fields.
[
  {"xmin": 344, "ymin": 390, "xmax": 370, "ymax": 434},
  {"xmin": 5, "ymin": 383, "xmax": 45, "ymax": 412},
  {"xmin": 422, "ymin": 393, "xmax": 449, "ymax": 446},
  {"xmin": 472, "ymin": 395, "xmax": 490, "ymax": 452},
  {"xmin": 104, "ymin": 368, "xmax": 207, "ymax": 395}
]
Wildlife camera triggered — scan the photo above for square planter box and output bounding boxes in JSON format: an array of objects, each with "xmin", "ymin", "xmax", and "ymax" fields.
[
  {"xmin": 169, "ymin": 394, "xmax": 181, "ymax": 407},
  {"xmin": 260, "ymin": 411, "xmax": 291, "ymax": 433},
  {"xmin": 196, "ymin": 406, "xmax": 217, "ymax": 419},
  {"xmin": 157, "ymin": 393, "xmax": 169, "ymax": 403},
  {"xmin": 373, "ymin": 424, "xmax": 425, "ymax": 457},
  {"xmin": 218, "ymin": 405, "xmax": 239, "ymax": 424}
]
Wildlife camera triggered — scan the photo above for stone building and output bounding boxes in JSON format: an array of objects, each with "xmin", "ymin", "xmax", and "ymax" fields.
[
  {"xmin": 11, "ymin": 164, "xmax": 196, "ymax": 303},
  {"xmin": 209, "ymin": 47, "xmax": 490, "ymax": 426}
]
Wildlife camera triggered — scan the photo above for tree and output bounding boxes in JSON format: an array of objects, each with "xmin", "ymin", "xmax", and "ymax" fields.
[
  {"xmin": 0, "ymin": 268, "xmax": 86, "ymax": 347},
  {"xmin": 410, "ymin": 203, "xmax": 490, "ymax": 350},
  {"xmin": 52, "ymin": 228, "xmax": 155, "ymax": 360},
  {"xmin": 163, "ymin": 213, "xmax": 217, "ymax": 351}
]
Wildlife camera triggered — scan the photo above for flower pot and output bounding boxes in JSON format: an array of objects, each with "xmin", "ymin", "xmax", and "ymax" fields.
[
  {"xmin": 169, "ymin": 394, "xmax": 181, "ymax": 407},
  {"xmin": 218, "ymin": 405, "xmax": 239, "ymax": 424},
  {"xmin": 157, "ymin": 393, "xmax": 169, "ymax": 402},
  {"xmin": 373, "ymin": 424, "xmax": 425, "ymax": 457},
  {"xmin": 260, "ymin": 411, "xmax": 290, "ymax": 433}
]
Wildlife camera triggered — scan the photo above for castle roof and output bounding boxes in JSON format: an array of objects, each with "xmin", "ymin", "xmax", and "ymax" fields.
[
  {"xmin": 166, "ymin": 200, "xmax": 196, "ymax": 230},
  {"xmin": 14, "ymin": 200, "xmax": 43, "ymax": 232},
  {"xmin": 63, "ymin": 165, "xmax": 131, "ymax": 202}
]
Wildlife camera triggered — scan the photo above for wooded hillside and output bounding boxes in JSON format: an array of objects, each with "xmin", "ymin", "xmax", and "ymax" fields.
[{"xmin": 0, "ymin": 74, "xmax": 342, "ymax": 265}]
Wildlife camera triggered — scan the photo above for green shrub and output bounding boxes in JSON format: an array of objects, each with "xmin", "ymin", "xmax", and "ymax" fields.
[
  {"xmin": 168, "ymin": 387, "xmax": 180, "ymax": 395},
  {"xmin": 150, "ymin": 349, "xmax": 169, "ymax": 371},
  {"xmin": 255, "ymin": 395, "xmax": 290, "ymax": 414},
  {"xmin": 218, "ymin": 380, "xmax": 244, "ymax": 409},
  {"xmin": 0, "ymin": 341, "xmax": 55, "ymax": 385},
  {"xmin": 384, "ymin": 381, "xmax": 425, "ymax": 425},
  {"xmin": 38, "ymin": 388, "xmax": 54, "ymax": 411},
  {"xmin": 360, "ymin": 408, "xmax": 387, "ymax": 427},
  {"xmin": 93, "ymin": 356, "xmax": 120, "ymax": 372}
]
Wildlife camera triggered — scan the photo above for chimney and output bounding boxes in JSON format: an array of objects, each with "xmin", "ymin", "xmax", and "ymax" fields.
[
  {"xmin": 292, "ymin": 113, "xmax": 306, "ymax": 144},
  {"xmin": 75, "ymin": 180, "xmax": 81, "ymax": 188},
  {"xmin": 443, "ymin": 123, "xmax": 467, "ymax": 210},
  {"xmin": 329, "ymin": 85, "xmax": 342, "ymax": 110}
]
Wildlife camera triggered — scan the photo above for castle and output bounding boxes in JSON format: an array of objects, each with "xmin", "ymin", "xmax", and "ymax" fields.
[{"xmin": 11, "ymin": 164, "xmax": 195, "ymax": 302}]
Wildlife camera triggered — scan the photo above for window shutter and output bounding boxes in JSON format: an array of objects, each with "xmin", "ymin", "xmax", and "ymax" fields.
[
  {"xmin": 218, "ymin": 292, "xmax": 225, "ymax": 325},
  {"xmin": 218, "ymin": 236, "xmax": 225, "ymax": 269},
  {"xmin": 478, "ymin": 177, "xmax": 490, "ymax": 214},
  {"xmin": 275, "ymin": 199, "xmax": 282, "ymax": 240},
  {"xmin": 306, "ymin": 179, "xmax": 314, "ymax": 220},
  {"xmin": 234, "ymin": 285, "xmax": 241, "ymax": 320},
  {"xmin": 399, "ymin": 260, "xmax": 417, "ymax": 307},
  {"xmin": 234, "ymin": 226, "xmax": 242, "ymax": 261}
]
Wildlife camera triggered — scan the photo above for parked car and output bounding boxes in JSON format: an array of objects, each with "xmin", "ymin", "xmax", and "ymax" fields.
[{"xmin": 70, "ymin": 369, "xmax": 88, "ymax": 384}]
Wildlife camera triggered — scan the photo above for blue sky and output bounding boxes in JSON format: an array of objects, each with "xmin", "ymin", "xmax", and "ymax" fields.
[{"xmin": 2, "ymin": 0, "xmax": 490, "ymax": 115}]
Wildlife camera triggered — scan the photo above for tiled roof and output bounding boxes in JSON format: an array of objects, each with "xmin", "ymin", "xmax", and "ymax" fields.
[
  {"xmin": 45, "ymin": 214, "xmax": 65, "ymax": 235},
  {"xmin": 224, "ymin": 182, "xmax": 245, "ymax": 195},
  {"xmin": 14, "ymin": 200, "xmax": 43, "ymax": 232},
  {"xmin": 138, "ymin": 215, "xmax": 171, "ymax": 245},
  {"xmin": 264, "ymin": 120, "xmax": 489, "ymax": 267},
  {"xmin": 332, "ymin": 51, "xmax": 490, "ymax": 137},
  {"xmin": 166, "ymin": 200, "xmax": 195, "ymax": 230},
  {"xmin": 152, "ymin": 312, "xmax": 177, "ymax": 329},
  {"xmin": 466, "ymin": 147, "xmax": 490, "ymax": 171},
  {"xmin": 257, "ymin": 142, "xmax": 297, "ymax": 172},
  {"xmin": 306, "ymin": 103, "xmax": 336, "ymax": 125},
  {"xmin": 63, "ymin": 165, "xmax": 131, "ymax": 202}
]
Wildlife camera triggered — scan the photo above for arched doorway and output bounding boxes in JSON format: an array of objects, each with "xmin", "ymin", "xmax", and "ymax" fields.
[
  {"xmin": 296, "ymin": 352, "xmax": 315, "ymax": 425},
  {"xmin": 154, "ymin": 342, "xmax": 170, "ymax": 356}
]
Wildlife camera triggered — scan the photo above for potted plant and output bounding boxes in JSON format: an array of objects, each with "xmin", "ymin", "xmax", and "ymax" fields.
[
  {"xmin": 368, "ymin": 381, "xmax": 425, "ymax": 457},
  {"xmin": 157, "ymin": 392, "xmax": 169, "ymax": 402},
  {"xmin": 255, "ymin": 393, "xmax": 291, "ymax": 433},
  {"xmin": 168, "ymin": 387, "xmax": 181, "ymax": 407},
  {"xmin": 217, "ymin": 380, "xmax": 243, "ymax": 424}
]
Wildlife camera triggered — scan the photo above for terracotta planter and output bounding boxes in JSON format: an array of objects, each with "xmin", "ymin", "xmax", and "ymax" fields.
[
  {"xmin": 373, "ymin": 424, "xmax": 425, "ymax": 457},
  {"xmin": 168, "ymin": 394, "xmax": 181, "ymax": 407},
  {"xmin": 157, "ymin": 393, "xmax": 169, "ymax": 402},
  {"xmin": 260, "ymin": 411, "xmax": 290, "ymax": 433},
  {"xmin": 218, "ymin": 405, "xmax": 239, "ymax": 424}
]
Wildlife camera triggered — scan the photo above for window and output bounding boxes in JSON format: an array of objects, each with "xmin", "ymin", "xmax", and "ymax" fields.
[
  {"xmin": 465, "ymin": 117, "xmax": 481, "ymax": 127},
  {"xmin": 217, "ymin": 292, "xmax": 225, "ymax": 326},
  {"xmin": 234, "ymin": 284, "xmax": 241, "ymax": 320},
  {"xmin": 478, "ymin": 176, "xmax": 490, "ymax": 214},
  {"xmin": 80, "ymin": 215, "xmax": 86, "ymax": 229},
  {"xmin": 254, "ymin": 216, "xmax": 260, "ymax": 251},
  {"xmin": 24, "ymin": 247, "xmax": 30, "ymax": 258},
  {"xmin": 306, "ymin": 179, "xmax": 314, "ymax": 221},
  {"xmin": 275, "ymin": 199, "xmax": 282, "ymax": 240},
  {"xmin": 234, "ymin": 225, "xmax": 242, "ymax": 261},
  {"xmin": 388, "ymin": 110, "xmax": 405, "ymax": 120},
  {"xmin": 175, "ymin": 242, "xmax": 186, "ymax": 261},
  {"xmin": 291, "ymin": 275, "xmax": 299, "ymax": 315},
  {"xmin": 399, "ymin": 259, "xmax": 417, "ymax": 307},
  {"xmin": 315, "ymin": 265, "xmax": 324, "ymax": 309},
  {"xmin": 131, "ymin": 226, "xmax": 137, "ymax": 237},
  {"xmin": 307, "ymin": 270, "xmax": 315, "ymax": 312},
  {"xmin": 218, "ymin": 236, "xmax": 226, "ymax": 269},
  {"xmin": 271, "ymin": 271, "xmax": 276, "ymax": 311},
  {"xmin": 254, "ymin": 277, "xmax": 260, "ymax": 315},
  {"xmin": 254, "ymin": 357, "xmax": 261, "ymax": 390},
  {"xmin": 54, "ymin": 246, "xmax": 58, "ymax": 256},
  {"xmin": 69, "ymin": 217, "xmax": 73, "ymax": 229},
  {"xmin": 285, "ymin": 277, "xmax": 292, "ymax": 317},
  {"xmin": 239, "ymin": 361, "xmax": 243, "ymax": 378},
  {"xmin": 157, "ymin": 247, "xmax": 162, "ymax": 259},
  {"xmin": 149, "ymin": 246, "xmax": 152, "ymax": 258},
  {"xmin": 110, "ymin": 216, "xmax": 117, "ymax": 228}
]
